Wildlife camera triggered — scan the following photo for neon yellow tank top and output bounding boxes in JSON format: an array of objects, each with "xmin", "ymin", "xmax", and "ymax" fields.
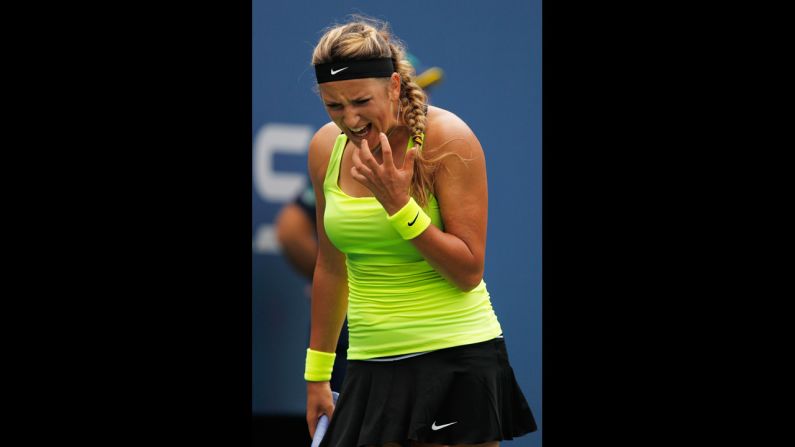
[{"xmin": 323, "ymin": 133, "xmax": 503, "ymax": 360}]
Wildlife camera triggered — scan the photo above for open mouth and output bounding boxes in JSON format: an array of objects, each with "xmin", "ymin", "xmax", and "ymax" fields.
[{"xmin": 350, "ymin": 123, "xmax": 372, "ymax": 138}]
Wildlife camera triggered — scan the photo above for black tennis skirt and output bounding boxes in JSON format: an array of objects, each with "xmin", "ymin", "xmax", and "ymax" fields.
[{"xmin": 318, "ymin": 337, "xmax": 537, "ymax": 446}]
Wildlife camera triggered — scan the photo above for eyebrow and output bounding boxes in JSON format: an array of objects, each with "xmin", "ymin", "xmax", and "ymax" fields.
[{"xmin": 323, "ymin": 96, "xmax": 371, "ymax": 106}]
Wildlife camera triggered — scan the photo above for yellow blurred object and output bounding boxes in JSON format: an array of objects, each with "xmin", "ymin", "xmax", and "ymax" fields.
[{"xmin": 415, "ymin": 67, "xmax": 444, "ymax": 89}]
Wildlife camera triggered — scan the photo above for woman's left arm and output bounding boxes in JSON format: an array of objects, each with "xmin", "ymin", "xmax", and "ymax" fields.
[{"xmin": 351, "ymin": 118, "xmax": 488, "ymax": 292}]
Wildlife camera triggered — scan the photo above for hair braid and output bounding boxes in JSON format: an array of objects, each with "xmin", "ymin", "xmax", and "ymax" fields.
[{"xmin": 389, "ymin": 48, "xmax": 435, "ymax": 207}]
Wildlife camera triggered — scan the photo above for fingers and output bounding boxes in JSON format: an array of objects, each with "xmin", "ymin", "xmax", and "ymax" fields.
[
  {"xmin": 358, "ymin": 138, "xmax": 381, "ymax": 172},
  {"xmin": 307, "ymin": 409, "xmax": 319, "ymax": 438},
  {"xmin": 351, "ymin": 144, "xmax": 372, "ymax": 186},
  {"xmin": 326, "ymin": 402, "xmax": 336, "ymax": 421},
  {"xmin": 380, "ymin": 132, "xmax": 395, "ymax": 168},
  {"xmin": 306, "ymin": 401, "xmax": 335, "ymax": 439},
  {"xmin": 402, "ymin": 148, "xmax": 418, "ymax": 172},
  {"xmin": 307, "ymin": 382, "xmax": 332, "ymax": 438},
  {"xmin": 350, "ymin": 133, "xmax": 410, "ymax": 189},
  {"xmin": 351, "ymin": 166, "xmax": 369, "ymax": 184},
  {"xmin": 351, "ymin": 142, "xmax": 372, "ymax": 174}
]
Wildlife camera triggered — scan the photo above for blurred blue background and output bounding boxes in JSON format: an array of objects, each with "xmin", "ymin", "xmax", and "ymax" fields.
[{"xmin": 252, "ymin": 1, "xmax": 541, "ymax": 445}]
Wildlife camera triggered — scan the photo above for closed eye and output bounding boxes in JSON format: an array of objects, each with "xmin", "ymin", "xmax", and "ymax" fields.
[{"xmin": 324, "ymin": 98, "xmax": 370, "ymax": 109}]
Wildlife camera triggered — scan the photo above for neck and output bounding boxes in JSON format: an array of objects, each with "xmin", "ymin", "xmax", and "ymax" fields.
[{"xmin": 370, "ymin": 124, "xmax": 403, "ymax": 155}]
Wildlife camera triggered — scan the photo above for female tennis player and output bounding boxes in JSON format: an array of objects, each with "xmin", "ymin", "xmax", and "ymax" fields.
[{"xmin": 304, "ymin": 16, "xmax": 537, "ymax": 447}]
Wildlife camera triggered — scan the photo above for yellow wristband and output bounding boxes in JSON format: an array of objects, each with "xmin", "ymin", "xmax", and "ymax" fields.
[
  {"xmin": 304, "ymin": 348, "xmax": 336, "ymax": 382},
  {"xmin": 386, "ymin": 197, "xmax": 431, "ymax": 240}
]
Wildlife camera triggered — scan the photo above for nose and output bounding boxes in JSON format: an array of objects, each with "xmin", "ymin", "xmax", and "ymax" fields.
[{"xmin": 342, "ymin": 108, "xmax": 360, "ymax": 129}]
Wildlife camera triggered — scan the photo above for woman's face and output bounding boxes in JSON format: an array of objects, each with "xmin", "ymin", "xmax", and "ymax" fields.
[{"xmin": 319, "ymin": 74, "xmax": 400, "ymax": 148}]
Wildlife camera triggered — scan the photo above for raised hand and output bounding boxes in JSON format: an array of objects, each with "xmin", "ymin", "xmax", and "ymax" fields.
[{"xmin": 350, "ymin": 132, "xmax": 418, "ymax": 215}]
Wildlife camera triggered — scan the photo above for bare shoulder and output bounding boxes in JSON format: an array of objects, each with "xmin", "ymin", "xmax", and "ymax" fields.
[
  {"xmin": 308, "ymin": 121, "xmax": 343, "ymax": 184},
  {"xmin": 424, "ymin": 105, "xmax": 483, "ymax": 161}
]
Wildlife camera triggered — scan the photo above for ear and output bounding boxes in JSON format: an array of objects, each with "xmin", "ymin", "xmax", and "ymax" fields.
[{"xmin": 389, "ymin": 72, "xmax": 401, "ymax": 101}]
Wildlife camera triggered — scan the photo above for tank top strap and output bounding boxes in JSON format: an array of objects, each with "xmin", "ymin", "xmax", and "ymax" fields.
[{"xmin": 323, "ymin": 132, "xmax": 348, "ymax": 190}]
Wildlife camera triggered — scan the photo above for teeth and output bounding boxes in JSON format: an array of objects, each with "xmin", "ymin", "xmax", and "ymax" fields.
[{"xmin": 351, "ymin": 125, "xmax": 368, "ymax": 132}]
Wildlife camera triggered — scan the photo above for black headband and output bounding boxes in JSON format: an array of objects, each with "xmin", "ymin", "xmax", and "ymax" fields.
[{"xmin": 315, "ymin": 58, "xmax": 395, "ymax": 84}]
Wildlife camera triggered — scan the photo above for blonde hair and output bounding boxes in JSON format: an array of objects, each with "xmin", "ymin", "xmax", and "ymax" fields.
[{"xmin": 312, "ymin": 16, "xmax": 444, "ymax": 208}]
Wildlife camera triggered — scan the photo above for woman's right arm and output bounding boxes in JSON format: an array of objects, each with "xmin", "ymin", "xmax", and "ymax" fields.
[{"xmin": 305, "ymin": 123, "xmax": 349, "ymax": 438}]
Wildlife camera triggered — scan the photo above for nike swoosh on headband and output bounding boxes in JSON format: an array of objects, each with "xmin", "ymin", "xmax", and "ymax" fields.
[{"xmin": 331, "ymin": 67, "xmax": 348, "ymax": 75}]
